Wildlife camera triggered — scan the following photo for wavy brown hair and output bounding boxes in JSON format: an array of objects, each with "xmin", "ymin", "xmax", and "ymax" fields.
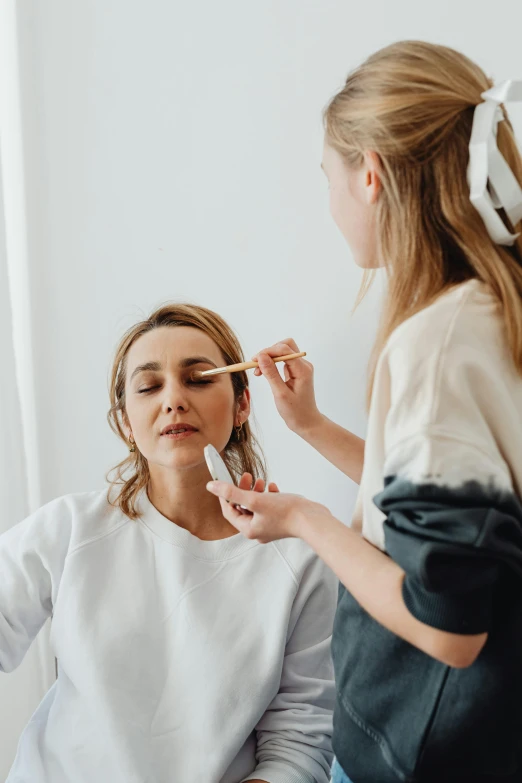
[
  {"xmin": 324, "ymin": 40, "xmax": 522, "ymax": 403},
  {"xmin": 107, "ymin": 303, "xmax": 267, "ymax": 519}
]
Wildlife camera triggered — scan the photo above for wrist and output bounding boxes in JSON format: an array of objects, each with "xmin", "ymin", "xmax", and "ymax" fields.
[
  {"xmin": 294, "ymin": 410, "xmax": 326, "ymax": 441},
  {"xmin": 293, "ymin": 497, "xmax": 333, "ymax": 541}
]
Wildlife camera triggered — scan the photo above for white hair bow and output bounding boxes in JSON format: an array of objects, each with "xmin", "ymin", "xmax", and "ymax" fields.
[{"xmin": 467, "ymin": 80, "xmax": 522, "ymax": 245}]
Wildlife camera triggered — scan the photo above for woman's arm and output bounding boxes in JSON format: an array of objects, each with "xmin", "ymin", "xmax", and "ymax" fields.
[
  {"xmin": 299, "ymin": 414, "xmax": 365, "ymax": 485},
  {"xmin": 0, "ymin": 497, "xmax": 70, "ymax": 673},
  {"xmin": 207, "ymin": 483, "xmax": 488, "ymax": 669}
]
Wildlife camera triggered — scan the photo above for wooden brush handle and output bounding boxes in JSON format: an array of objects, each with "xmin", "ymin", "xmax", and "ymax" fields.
[{"xmin": 197, "ymin": 351, "xmax": 307, "ymax": 377}]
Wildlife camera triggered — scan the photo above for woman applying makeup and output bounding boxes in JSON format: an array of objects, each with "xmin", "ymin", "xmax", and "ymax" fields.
[
  {"xmin": 207, "ymin": 42, "xmax": 522, "ymax": 783},
  {"xmin": 0, "ymin": 303, "xmax": 336, "ymax": 783}
]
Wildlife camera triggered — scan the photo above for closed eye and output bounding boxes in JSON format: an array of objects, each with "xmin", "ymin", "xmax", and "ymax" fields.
[{"xmin": 137, "ymin": 386, "xmax": 160, "ymax": 394}]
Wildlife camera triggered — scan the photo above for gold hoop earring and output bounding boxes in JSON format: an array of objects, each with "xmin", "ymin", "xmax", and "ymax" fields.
[
  {"xmin": 234, "ymin": 422, "xmax": 243, "ymax": 440},
  {"xmin": 129, "ymin": 435, "xmax": 136, "ymax": 453}
]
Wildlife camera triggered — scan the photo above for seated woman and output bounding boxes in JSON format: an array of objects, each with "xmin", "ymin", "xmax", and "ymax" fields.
[{"xmin": 0, "ymin": 303, "xmax": 336, "ymax": 783}]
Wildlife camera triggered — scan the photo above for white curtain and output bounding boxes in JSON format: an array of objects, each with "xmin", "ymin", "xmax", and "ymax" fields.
[{"xmin": 0, "ymin": 2, "xmax": 55, "ymax": 778}]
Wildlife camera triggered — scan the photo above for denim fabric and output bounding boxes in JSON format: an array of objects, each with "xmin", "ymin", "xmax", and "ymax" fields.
[{"xmin": 330, "ymin": 757, "xmax": 354, "ymax": 783}]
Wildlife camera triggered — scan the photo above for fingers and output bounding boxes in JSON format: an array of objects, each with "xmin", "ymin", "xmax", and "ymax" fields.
[
  {"xmin": 207, "ymin": 480, "xmax": 258, "ymax": 511},
  {"xmin": 216, "ymin": 495, "xmax": 260, "ymax": 540},
  {"xmin": 252, "ymin": 339, "xmax": 311, "ymax": 384},
  {"xmin": 252, "ymin": 339, "xmax": 300, "ymax": 362},
  {"xmin": 253, "ymin": 339, "xmax": 304, "ymax": 377},
  {"xmin": 217, "ymin": 496, "xmax": 250, "ymax": 529},
  {"xmin": 282, "ymin": 356, "xmax": 313, "ymax": 382},
  {"xmin": 238, "ymin": 473, "xmax": 253, "ymax": 491},
  {"xmin": 238, "ymin": 473, "xmax": 265, "ymax": 493},
  {"xmin": 236, "ymin": 473, "xmax": 276, "ymax": 497},
  {"xmin": 255, "ymin": 354, "xmax": 287, "ymax": 395}
]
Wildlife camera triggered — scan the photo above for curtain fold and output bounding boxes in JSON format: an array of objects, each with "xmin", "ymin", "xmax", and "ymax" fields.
[{"xmin": 0, "ymin": 2, "xmax": 55, "ymax": 778}]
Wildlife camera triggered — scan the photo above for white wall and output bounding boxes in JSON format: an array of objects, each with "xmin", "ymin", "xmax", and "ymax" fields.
[
  {"xmin": 16, "ymin": 0, "xmax": 522, "ymax": 518},
  {"xmin": 3, "ymin": 0, "xmax": 522, "ymax": 774}
]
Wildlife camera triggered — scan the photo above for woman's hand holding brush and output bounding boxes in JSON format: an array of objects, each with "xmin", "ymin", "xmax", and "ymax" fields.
[
  {"xmin": 251, "ymin": 338, "xmax": 322, "ymax": 436},
  {"xmin": 253, "ymin": 338, "xmax": 365, "ymax": 484}
]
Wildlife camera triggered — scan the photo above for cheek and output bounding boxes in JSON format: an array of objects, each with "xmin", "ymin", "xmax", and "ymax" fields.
[
  {"xmin": 330, "ymin": 185, "xmax": 359, "ymax": 242},
  {"xmin": 124, "ymin": 395, "xmax": 154, "ymax": 437},
  {"xmin": 330, "ymin": 185, "xmax": 375, "ymax": 265},
  {"xmin": 203, "ymin": 386, "xmax": 236, "ymax": 426}
]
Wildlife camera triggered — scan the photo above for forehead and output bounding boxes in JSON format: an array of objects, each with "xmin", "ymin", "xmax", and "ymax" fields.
[{"xmin": 126, "ymin": 325, "xmax": 224, "ymax": 370}]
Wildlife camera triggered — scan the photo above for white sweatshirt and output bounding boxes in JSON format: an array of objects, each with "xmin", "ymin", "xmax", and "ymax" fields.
[{"xmin": 0, "ymin": 490, "xmax": 336, "ymax": 783}]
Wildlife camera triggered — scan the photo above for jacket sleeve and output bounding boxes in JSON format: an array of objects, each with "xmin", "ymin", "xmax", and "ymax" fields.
[{"xmin": 375, "ymin": 455, "xmax": 522, "ymax": 634}]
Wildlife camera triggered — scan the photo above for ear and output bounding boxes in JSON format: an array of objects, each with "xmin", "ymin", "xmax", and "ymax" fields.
[
  {"xmin": 236, "ymin": 388, "xmax": 251, "ymax": 424},
  {"xmin": 363, "ymin": 150, "xmax": 382, "ymax": 205}
]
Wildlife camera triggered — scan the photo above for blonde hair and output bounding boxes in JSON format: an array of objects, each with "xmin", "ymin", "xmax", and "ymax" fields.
[
  {"xmin": 324, "ymin": 40, "xmax": 522, "ymax": 403},
  {"xmin": 107, "ymin": 303, "xmax": 267, "ymax": 519}
]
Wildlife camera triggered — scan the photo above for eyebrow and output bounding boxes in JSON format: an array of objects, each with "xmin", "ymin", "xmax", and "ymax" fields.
[
  {"xmin": 130, "ymin": 356, "xmax": 218, "ymax": 381},
  {"xmin": 180, "ymin": 356, "xmax": 218, "ymax": 370}
]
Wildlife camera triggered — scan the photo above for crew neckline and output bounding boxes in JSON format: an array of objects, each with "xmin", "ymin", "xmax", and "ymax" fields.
[{"xmin": 137, "ymin": 491, "xmax": 258, "ymax": 561}]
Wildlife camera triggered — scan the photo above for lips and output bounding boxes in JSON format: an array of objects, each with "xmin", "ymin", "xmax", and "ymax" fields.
[{"xmin": 160, "ymin": 423, "xmax": 198, "ymax": 436}]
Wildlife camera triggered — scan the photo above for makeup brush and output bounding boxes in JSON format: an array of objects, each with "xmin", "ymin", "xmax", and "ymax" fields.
[{"xmin": 191, "ymin": 351, "xmax": 306, "ymax": 379}]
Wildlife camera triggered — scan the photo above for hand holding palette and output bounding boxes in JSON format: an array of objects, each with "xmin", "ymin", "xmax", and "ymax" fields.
[{"xmin": 204, "ymin": 444, "xmax": 250, "ymax": 514}]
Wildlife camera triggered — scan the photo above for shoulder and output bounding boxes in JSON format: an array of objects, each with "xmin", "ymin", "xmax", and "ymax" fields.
[
  {"xmin": 378, "ymin": 280, "xmax": 507, "ymax": 418},
  {"xmin": 375, "ymin": 281, "xmax": 515, "ymax": 489},
  {"xmin": 269, "ymin": 538, "xmax": 337, "ymax": 648},
  {"xmin": 384, "ymin": 280, "xmax": 501, "ymax": 368},
  {"xmin": 23, "ymin": 489, "xmax": 129, "ymax": 551},
  {"xmin": 270, "ymin": 537, "xmax": 338, "ymax": 595}
]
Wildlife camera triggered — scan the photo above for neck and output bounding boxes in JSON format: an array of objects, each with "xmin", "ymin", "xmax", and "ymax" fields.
[{"xmin": 147, "ymin": 463, "xmax": 237, "ymax": 541}]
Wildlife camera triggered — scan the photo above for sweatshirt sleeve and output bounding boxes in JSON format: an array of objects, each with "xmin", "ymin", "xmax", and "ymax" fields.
[
  {"xmin": 373, "ymin": 315, "xmax": 522, "ymax": 636},
  {"xmin": 0, "ymin": 497, "xmax": 72, "ymax": 672},
  {"xmin": 242, "ymin": 553, "xmax": 336, "ymax": 783}
]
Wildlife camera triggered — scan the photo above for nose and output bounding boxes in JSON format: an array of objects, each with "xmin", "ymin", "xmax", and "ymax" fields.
[{"xmin": 161, "ymin": 378, "xmax": 189, "ymax": 414}]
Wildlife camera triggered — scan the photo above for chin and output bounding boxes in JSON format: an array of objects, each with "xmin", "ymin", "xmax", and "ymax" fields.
[
  {"xmin": 146, "ymin": 446, "xmax": 204, "ymax": 472},
  {"xmin": 154, "ymin": 458, "xmax": 206, "ymax": 475},
  {"xmin": 354, "ymin": 255, "xmax": 382, "ymax": 270}
]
